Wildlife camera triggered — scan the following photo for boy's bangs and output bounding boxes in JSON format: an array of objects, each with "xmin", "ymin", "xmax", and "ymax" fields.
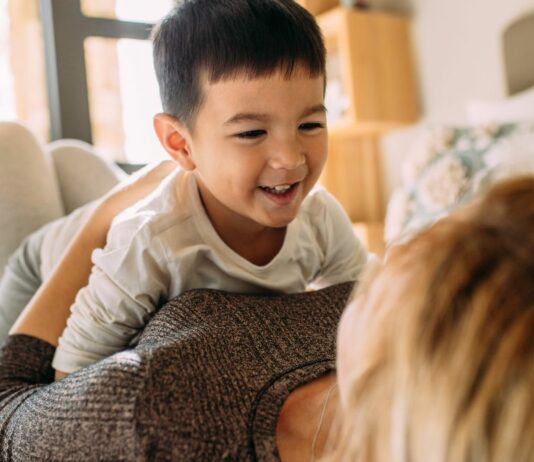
[
  {"xmin": 202, "ymin": 31, "xmax": 325, "ymax": 83},
  {"xmin": 204, "ymin": 55, "xmax": 323, "ymax": 84},
  {"xmin": 197, "ymin": 0, "xmax": 325, "ymax": 82},
  {"xmin": 153, "ymin": 0, "xmax": 326, "ymax": 124}
]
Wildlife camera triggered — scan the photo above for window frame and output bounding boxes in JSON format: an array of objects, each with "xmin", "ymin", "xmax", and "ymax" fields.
[{"xmin": 40, "ymin": 0, "xmax": 153, "ymax": 143}]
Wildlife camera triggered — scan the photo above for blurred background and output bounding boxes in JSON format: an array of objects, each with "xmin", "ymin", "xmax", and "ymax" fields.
[
  {"xmin": 1, "ymin": 0, "xmax": 534, "ymax": 254},
  {"xmin": 1, "ymin": 0, "xmax": 174, "ymax": 163}
]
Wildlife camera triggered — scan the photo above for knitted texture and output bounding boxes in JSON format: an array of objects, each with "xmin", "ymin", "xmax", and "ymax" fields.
[{"xmin": 0, "ymin": 282, "xmax": 354, "ymax": 461}]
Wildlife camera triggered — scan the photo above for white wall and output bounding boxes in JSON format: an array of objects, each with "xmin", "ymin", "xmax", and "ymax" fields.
[
  {"xmin": 375, "ymin": 0, "xmax": 534, "ymax": 123},
  {"xmin": 410, "ymin": 0, "xmax": 534, "ymax": 123}
]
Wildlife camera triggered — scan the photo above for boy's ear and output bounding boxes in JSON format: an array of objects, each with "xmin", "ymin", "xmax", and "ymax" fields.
[{"xmin": 153, "ymin": 113, "xmax": 196, "ymax": 170}]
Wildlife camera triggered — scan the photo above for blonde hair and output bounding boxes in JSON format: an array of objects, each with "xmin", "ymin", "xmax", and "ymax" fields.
[{"xmin": 326, "ymin": 176, "xmax": 534, "ymax": 462}]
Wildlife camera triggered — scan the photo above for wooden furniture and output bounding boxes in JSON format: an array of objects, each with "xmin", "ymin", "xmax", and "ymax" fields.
[
  {"xmin": 296, "ymin": 0, "xmax": 338, "ymax": 15},
  {"xmin": 316, "ymin": 7, "xmax": 419, "ymax": 255},
  {"xmin": 353, "ymin": 221, "xmax": 386, "ymax": 256},
  {"xmin": 322, "ymin": 123, "xmax": 401, "ymax": 223},
  {"xmin": 319, "ymin": 7, "xmax": 419, "ymax": 126}
]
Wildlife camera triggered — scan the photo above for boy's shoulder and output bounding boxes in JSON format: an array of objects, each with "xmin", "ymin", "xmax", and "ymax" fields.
[
  {"xmin": 296, "ymin": 185, "xmax": 356, "ymax": 248},
  {"xmin": 108, "ymin": 169, "xmax": 197, "ymax": 243},
  {"xmin": 300, "ymin": 184, "xmax": 348, "ymax": 221}
]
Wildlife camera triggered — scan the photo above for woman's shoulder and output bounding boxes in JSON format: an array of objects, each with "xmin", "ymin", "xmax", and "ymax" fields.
[
  {"xmin": 131, "ymin": 285, "xmax": 355, "ymax": 459},
  {"xmin": 100, "ymin": 169, "xmax": 197, "ymax": 252}
]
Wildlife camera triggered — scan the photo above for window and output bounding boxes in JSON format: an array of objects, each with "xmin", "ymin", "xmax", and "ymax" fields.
[
  {"xmin": 82, "ymin": 0, "xmax": 174, "ymax": 23},
  {"xmin": 0, "ymin": 0, "xmax": 16, "ymax": 120},
  {"xmin": 2, "ymin": 0, "xmax": 49, "ymax": 142},
  {"xmin": 84, "ymin": 36, "xmax": 164, "ymax": 163},
  {"xmin": 41, "ymin": 0, "xmax": 174, "ymax": 163},
  {"xmin": 2, "ymin": 0, "xmax": 174, "ymax": 159},
  {"xmin": 80, "ymin": 0, "xmax": 174, "ymax": 162}
]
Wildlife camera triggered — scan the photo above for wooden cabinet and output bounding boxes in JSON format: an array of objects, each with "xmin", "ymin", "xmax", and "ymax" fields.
[
  {"xmin": 322, "ymin": 124, "xmax": 394, "ymax": 222},
  {"xmin": 316, "ymin": 7, "xmax": 419, "ymax": 255},
  {"xmin": 319, "ymin": 7, "xmax": 419, "ymax": 126},
  {"xmin": 296, "ymin": 0, "xmax": 338, "ymax": 15}
]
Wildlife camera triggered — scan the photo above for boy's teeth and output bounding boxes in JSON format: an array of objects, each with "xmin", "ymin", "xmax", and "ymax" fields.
[
  {"xmin": 273, "ymin": 184, "xmax": 291, "ymax": 192},
  {"xmin": 262, "ymin": 184, "xmax": 292, "ymax": 193}
]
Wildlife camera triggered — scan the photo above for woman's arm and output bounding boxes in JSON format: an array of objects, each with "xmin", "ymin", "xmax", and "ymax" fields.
[{"xmin": 9, "ymin": 161, "xmax": 177, "ymax": 378}]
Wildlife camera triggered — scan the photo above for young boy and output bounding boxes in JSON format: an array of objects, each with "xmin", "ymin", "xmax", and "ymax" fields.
[{"xmin": 52, "ymin": 0, "xmax": 369, "ymax": 375}]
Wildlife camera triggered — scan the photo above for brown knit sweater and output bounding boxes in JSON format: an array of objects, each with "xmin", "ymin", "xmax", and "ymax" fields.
[{"xmin": 0, "ymin": 282, "xmax": 353, "ymax": 461}]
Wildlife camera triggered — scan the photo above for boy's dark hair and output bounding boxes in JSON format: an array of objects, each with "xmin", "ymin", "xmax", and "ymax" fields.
[{"xmin": 152, "ymin": 0, "xmax": 326, "ymax": 127}]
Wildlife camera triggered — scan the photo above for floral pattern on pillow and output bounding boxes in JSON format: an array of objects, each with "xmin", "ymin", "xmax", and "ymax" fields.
[{"xmin": 385, "ymin": 122, "xmax": 534, "ymax": 243}]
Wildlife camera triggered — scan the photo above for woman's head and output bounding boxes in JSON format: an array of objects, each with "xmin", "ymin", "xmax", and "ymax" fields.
[{"xmin": 333, "ymin": 176, "xmax": 534, "ymax": 462}]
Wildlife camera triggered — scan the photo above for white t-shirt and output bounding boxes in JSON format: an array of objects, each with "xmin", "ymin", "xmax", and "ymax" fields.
[
  {"xmin": 52, "ymin": 169, "xmax": 368, "ymax": 373},
  {"xmin": 40, "ymin": 203, "xmax": 97, "ymax": 280}
]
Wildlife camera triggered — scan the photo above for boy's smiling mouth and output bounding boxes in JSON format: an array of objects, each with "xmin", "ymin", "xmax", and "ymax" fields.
[
  {"xmin": 259, "ymin": 183, "xmax": 295, "ymax": 194},
  {"xmin": 258, "ymin": 182, "xmax": 300, "ymax": 205}
]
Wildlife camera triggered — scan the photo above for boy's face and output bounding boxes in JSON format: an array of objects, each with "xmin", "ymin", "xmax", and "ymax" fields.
[{"xmin": 171, "ymin": 66, "xmax": 327, "ymax": 234}]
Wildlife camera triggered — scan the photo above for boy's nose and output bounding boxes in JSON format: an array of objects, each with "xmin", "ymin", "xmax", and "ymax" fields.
[{"xmin": 269, "ymin": 142, "xmax": 305, "ymax": 171}]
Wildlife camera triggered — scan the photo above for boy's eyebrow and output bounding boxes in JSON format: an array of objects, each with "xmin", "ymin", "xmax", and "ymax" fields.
[
  {"xmin": 224, "ymin": 104, "xmax": 327, "ymax": 126},
  {"xmin": 300, "ymin": 104, "xmax": 327, "ymax": 118}
]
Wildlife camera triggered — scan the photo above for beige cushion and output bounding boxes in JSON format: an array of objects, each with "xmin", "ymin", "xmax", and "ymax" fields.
[
  {"xmin": 379, "ymin": 123, "xmax": 424, "ymax": 204},
  {"xmin": 0, "ymin": 121, "xmax": 64, "ymax": 278},
  {"xmin": 383, "ymin": 122, "xmax": 534, "ymax": 244},
  {"xmin": 49, "ymin": 139, "xmax": 126, "ymax": 214},
  {"xmin": 466, "ymin": 85, "xmax": 534, "ymax": 124},
  {"xmin": 0, "ymin": 121, "xmax": 125, "ymax": 277}
]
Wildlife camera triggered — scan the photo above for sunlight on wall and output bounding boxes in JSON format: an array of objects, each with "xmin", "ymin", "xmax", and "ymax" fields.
[
  {"xmin": 0, "ymin": 0, "xmax": 16, "ymax": 120},
  {"xmin": 117, "ymin": 39, "xmax": 166, "ymax": 164},
  {"xmin": 115, "ymin": 0, "xmax": 174, "ymax": 23},
  {"xmin": 115, "ymin": 0, "xmax": 173, "ymax": 163}
]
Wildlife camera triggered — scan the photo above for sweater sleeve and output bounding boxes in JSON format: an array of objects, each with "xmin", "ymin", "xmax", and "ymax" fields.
[
  {"xmin": 0, "ymin": 335, "xmax": 55, "ymax": 398},
  {"xmin": 0, "ymin": 334, "xmax": 145, "ymax": 461}
]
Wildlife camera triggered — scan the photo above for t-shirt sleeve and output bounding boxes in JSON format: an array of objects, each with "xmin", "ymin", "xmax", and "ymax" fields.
[
  {"xmin": 311, "ymin": 191, "xmax": 369, "ymax": 289},
  {"xmin": 52, "ymin": 217, "xmax": 170, "ymax": 374}
]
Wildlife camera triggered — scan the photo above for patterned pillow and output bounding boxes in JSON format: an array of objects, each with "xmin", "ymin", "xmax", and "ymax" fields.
[{"xmin": 385, "ymin": 121, "xmax": 534, "ymax": 243}]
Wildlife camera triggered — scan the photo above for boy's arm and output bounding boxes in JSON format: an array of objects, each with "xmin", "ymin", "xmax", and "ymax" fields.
[
  {"xmin": 8, "ymin": 161, "xmax": 176, "ymax": 379},
  {"xmin": 51, "ymin": 220, "xmax": 170, "ymax": 376}
]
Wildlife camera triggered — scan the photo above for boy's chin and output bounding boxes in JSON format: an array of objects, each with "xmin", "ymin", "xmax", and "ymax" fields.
[{"xmin": 258, "ymin": 213, "xmax": 298, "ymax": 229}]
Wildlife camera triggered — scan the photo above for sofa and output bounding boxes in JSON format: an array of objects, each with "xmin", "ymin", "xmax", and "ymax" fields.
[{"xmin": 0, "ymin": 121, "xmax": 125, "ymax": 278}]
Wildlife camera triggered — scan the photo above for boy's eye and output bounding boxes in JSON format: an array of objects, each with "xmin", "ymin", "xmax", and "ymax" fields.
[
  {"xmin": 299, "ymin": 122, "xmax": 324, "ymax": 131},
  {"xmin": 235, "ymin": 129, "xmax": 266, "ymax": 139}
]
